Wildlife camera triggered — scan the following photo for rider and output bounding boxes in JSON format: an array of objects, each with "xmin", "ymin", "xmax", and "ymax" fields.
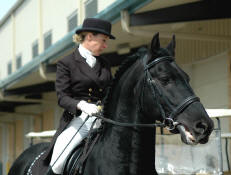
[{"xmin": 45, "ymin": 18, "xmax": 115, "ymax": 175}]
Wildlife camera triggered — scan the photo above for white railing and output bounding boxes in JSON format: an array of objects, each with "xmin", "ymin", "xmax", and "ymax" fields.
[{"xmin": 25, "ymin": 130, "xmax": 56, "ymax": 138}]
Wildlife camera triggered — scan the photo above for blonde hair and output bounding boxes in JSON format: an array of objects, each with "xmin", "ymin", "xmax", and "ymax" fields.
[
  {"xmin": 73, "ymin": 31, "xmax": 100, "ymax": 44},
  {"xmin": 72, "ymin": 32, "xmax": 90, "ymax": 44}
]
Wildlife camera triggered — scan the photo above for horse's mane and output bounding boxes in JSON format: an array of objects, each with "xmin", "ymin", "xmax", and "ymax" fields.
[{"xmin": 103, "ymin": 47, "xmax": 148, "ymax": 116}]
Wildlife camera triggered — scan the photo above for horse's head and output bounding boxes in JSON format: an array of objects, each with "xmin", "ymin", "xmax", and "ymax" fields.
[{"xmin": 142, "ymin": 33, "xmax": 214, "ymax": 145}]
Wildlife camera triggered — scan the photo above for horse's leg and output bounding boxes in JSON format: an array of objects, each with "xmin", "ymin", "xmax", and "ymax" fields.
[{"xmin": 8, "ymin": 142, "xmax": 49, "ymax": 175}]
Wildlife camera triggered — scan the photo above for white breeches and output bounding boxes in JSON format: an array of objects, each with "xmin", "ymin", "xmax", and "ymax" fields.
[{"xmin": 49, "ymin": 112, "xmax": 101, "ymax": 174}]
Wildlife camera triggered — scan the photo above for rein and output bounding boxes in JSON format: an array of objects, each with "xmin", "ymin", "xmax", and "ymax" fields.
[
  {"xmin": 96, "ymin": 54, "xmax": 200, "ymax": 130},
  {"xmin": 94, "ymin": 113, "xmax": 165, "ymax": 128}
]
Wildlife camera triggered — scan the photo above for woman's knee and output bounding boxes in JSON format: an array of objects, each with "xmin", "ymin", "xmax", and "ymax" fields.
[{"xmin": 55, "ymin": 132, "xmax": 69, "ymax": 144}]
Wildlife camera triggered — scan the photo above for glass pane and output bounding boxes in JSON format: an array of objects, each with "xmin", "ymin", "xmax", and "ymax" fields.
[
  {"xmin": 85, "ymin": 0, "xmax": 97, "ymax": 18},
  {"xmin": 44, "ymin": 32, "xmax": 52, "ymax": 50},
  {"xmin": 32, "ymin": 42, "xmax": 38, "ymax": 58},
  {"xmin": 8, "ymin": 62, "xmax": 12, "ymax": 75},
  {"xmin": 68, "ymin": 13, "xmax": 77, "ymax": 32},
  {"xmin": 155, "ymin": 130, "xmax": 221, "ymax": 174},
  {"xmin": 16, "ymin": 56, "xmax": 22, "ymax": 69}
]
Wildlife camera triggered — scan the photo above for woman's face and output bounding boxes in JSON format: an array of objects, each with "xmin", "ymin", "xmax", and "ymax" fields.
[{"xmin": 85, "ymin": 33, "xmax": 109, "ymax": 56}]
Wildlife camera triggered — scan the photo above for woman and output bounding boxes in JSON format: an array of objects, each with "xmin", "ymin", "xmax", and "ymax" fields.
[{"xmin": 45, "ymin": 18, "xmax": 115, "ymax": 175}]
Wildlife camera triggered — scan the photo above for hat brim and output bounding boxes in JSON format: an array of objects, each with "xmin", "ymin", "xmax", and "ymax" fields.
[{"xmin": 75, "ymin": 27, "xmax": 115, "ymax": 40}]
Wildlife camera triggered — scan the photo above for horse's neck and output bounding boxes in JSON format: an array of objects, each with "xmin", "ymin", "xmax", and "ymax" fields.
[
  {"xmin": 106, "ymin": 60, "xmax": 141, "ymax": 123},
  {"xmin": 101, "ymin": 123, "xmax": 156, "ymax": 171},
  {"xmin": 102, "ymin": 61, "xmax": 156, "ymax": 161}
]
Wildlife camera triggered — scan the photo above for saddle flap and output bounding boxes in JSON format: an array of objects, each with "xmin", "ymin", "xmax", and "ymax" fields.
[
  {"xmin": 63, "ymin": 129, "xmax": 101, "ymax": 175},
  {"xmin": 63, "ymin": 143, "xmax": 84, "ymax": 175}
]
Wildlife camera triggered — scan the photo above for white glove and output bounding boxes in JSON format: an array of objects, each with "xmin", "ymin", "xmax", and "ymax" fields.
[{"xmin": 77, "ymin": 100, "xmax": 100, "ymax": 116}]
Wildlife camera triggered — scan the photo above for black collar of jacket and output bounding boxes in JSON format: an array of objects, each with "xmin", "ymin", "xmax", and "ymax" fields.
[{"xmin": 73, "ymin": 48, "xmax": 110, "ymax": 87}]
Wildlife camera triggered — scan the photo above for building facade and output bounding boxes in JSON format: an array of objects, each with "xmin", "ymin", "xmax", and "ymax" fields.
[{"xmin": 0, "ymin": 0, "xmax": 231, "ymax": 174}]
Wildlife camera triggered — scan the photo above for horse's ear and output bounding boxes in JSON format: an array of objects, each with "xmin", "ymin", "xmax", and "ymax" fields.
[
  {"xmin": 166, "ymin": 34, "xmax": 176, "ymax": 56},
  {"xmin": 151, "ymin": 32, "xmax": 160, "ymax": 54}
]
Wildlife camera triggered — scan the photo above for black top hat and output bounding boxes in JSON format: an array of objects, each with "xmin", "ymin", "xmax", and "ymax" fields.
[{"xmin": 75, "ymin": 18, "xmax": 115, "ymax": 39}]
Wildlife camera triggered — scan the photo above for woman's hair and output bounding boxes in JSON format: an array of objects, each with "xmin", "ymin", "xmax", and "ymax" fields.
[{"xmin": 73, "ymin": 31, "xmax": 99, "ymax": 44}]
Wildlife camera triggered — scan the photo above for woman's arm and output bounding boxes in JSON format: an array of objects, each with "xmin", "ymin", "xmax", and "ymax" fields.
[{"xmin": 55, "ymin": 60, "xmax": 80, "ymax": 115}]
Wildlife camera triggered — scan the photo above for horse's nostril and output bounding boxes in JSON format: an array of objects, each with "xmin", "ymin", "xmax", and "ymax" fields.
[{"xmin": 195, "ymin": 121, "xmax": 208, "ymax": 134}]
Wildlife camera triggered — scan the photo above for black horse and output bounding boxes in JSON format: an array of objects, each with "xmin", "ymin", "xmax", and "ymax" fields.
[{"xmin": 8, "ymin": 33, "xmax": 214, "ymax": 175}]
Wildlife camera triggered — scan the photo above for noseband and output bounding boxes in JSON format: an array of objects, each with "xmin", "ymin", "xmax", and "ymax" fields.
[
  {"xmin": 143, "ymin": 55, "xmax": 200, "ymax": 130},
  {"xmin": 95, "ymin": 54, "xmax": 200, "ymax": 130}
]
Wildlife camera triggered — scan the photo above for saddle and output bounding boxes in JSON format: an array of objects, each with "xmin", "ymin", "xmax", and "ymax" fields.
[
  {"xmin": 63, "ymin": 128, "xmax": 101, "ymax": 175},
  {"xmin": 63, "ymin": 143, "xmax": 84, "ymax": 175}
]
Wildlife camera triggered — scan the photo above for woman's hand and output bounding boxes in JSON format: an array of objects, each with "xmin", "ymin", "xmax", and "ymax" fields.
[{"xmin": 77, "ymin": 100, "xmax": 100, "ymax": 116}]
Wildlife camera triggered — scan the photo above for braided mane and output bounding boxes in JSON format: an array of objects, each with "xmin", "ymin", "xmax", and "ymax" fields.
[{"xmin": 103, "ymin": 47, "xmax": 148, "ymax": 117}]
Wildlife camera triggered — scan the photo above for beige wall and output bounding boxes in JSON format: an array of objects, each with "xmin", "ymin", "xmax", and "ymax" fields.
[
  {"xmin": 15, "ymin": 0, "xmax": 39, "ymax": 65},
  {"xmin": 94, "ymin": 0, "xmax": 116, "ymax": 13},
  {"xmin": 182, "ymin": 52, "xmax": 229, "ymax": 108},
  {"xmin": 34, "ymin": 114, "xmax": 42, "ymax": 132},
  {"xmin": 193, "ymin": 53, "xmax": 229, "ymax": 108},
  {"xmin": 42, "ymin": 109, "xmax": 54, "ymax": 131},
  {"xmin": 7, "ymin": 123, "xmax": 15, "ymax": 171},
  {"xmin": 42, "ymin": 0, "xmax": 79, "ymax": 43},
  {"xmin": 15, "ymin": 120, "xmax": 23, "ymax": 158},
  {"xmin": 0, "ymin": 18, "xmax": 13, "ymax": 79}
]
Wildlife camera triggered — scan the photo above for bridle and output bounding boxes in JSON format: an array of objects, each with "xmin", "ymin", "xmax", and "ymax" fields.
[
  {"xmin": 142, "ymin": 54, "xmax": 200, "ymax": 130},
  {"xmin": 95, "ymin": 54, "xmax": 200, "ymax": 130}
]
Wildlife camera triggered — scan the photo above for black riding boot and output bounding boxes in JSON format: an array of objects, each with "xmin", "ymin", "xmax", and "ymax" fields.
[{"xmin": 45, "ymin": 166, "xmax": 60, "ymax": 175}]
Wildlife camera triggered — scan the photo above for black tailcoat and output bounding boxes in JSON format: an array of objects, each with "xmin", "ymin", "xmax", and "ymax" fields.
[{"xmin": 31, "ymin": 48, "xmax": 112, "ymax": 174}]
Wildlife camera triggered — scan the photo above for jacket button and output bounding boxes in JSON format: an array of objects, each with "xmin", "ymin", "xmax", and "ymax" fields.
[
  {"xmin": 99, "ymin": 88, "xmax": 103, "ymax": 92},
  {"xmin": 88, "ymin": 99, "xmax": 91, "ymax": 103},
  {"xmin": 88, "ymin": 93, "xmax": 91, "ymax": 96},
  {"xmin": 89, "ymin": 88, "xmax": 92, "ymax": 92}
]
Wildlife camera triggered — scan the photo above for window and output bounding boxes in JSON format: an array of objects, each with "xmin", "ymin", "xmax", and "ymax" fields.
[
  {"xmin": 44, "ymin": 30, "xmax": 52, "ymax": 50},
  {"xmin": 68, "ymin": 11, "xmax": 78, "ymax": 32},
  {"xmin": 7, "ymin": 62, "xmax": 12, "ymax": 75},
  {"xmin": 85, "ymin": 0, "xmax": 98, "ymax": 18},
  {"xmin": 32, "ymin": 40, "xmax": 38, "ymax": 58},
  {"xmin": 16, "ymin": 55, "xmax": 22, "ymax": 69}
]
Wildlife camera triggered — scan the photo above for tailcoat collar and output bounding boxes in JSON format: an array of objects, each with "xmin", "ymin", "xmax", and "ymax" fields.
[{"xmin": 74, "ymin": 48, "xmax": 102, "ymax": 87}]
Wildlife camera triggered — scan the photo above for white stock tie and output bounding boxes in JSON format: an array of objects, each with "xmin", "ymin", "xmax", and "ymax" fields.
[{"xmin": 78, "ymin": 44, "xmax": 96, "ymax": 68}]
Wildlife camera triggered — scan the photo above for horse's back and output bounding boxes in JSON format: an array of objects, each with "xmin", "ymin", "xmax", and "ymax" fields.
[{"xmin": 8, "ymin": 142, "xmax": 50, "ymax": 175}]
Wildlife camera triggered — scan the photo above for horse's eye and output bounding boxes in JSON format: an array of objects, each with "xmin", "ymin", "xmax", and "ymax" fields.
[{"xmin": 159, "ymin": 76, "xmax": 170, "ymax": 85}]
